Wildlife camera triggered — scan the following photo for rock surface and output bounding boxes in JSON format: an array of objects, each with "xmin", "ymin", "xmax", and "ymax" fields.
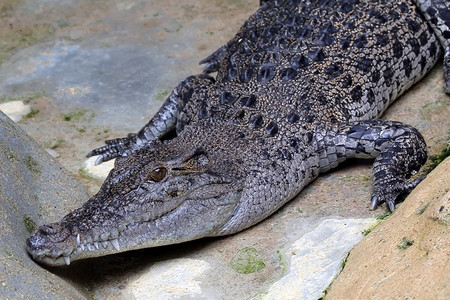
[
  {"xmin": 0, "ymin": 111, "xmax": 90, "ymax": 299},
  {"xmin": 326, "ymin": 157, "xmax": 450, "ymax": 300},
  {"xmin": 264, "ymin": 218, "xmax": 376, "ymax": 300}
]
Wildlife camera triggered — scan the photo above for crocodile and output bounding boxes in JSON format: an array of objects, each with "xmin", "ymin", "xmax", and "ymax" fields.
[{"xmin": 27, "ymin": 0, "xmax": 450, "ymax": 266}]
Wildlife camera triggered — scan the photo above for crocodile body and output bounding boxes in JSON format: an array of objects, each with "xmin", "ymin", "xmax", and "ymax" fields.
[{"xmin": 27, "ymin": 0, "xmax": 450, "ymax": 266}]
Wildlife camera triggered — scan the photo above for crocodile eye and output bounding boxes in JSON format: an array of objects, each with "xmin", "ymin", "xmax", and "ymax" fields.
[{"xmin": 149, "ymin": 167, "xmax": 167, "ymax": 182}]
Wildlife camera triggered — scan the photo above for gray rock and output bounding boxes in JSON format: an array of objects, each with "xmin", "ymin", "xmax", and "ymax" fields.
[
  {"xmin": 263, "ymin": 218, "xmax": 376, "ymax": 299},
  {"xmin": 0, "ymin": 111, "xmax": 90, "ymax": 299}
]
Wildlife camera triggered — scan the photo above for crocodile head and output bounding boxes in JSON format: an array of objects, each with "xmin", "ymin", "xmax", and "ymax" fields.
[{"xmin": 26, "ymin": 126, "xmax": 246, "ymax": 266}]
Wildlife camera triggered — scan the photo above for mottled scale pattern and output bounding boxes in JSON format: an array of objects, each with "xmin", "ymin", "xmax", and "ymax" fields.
[
  {"xmin": 26, "ymin": 0, "xmax": 448, "ymax": 265},
  {"xmin": 92, "ymin": 0, "xmax": 442, "ymax": 232},
  {"xmin": 189, "ymin": 0, "xmax": 440, "ymax": 232},
  {"xmin": 184, "ymin": 0, "xmax": 440, "ymax": 128}
]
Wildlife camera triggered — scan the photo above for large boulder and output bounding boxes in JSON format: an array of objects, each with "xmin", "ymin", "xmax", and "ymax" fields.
[
  {"xmin": 326, "ymin": 157, "xmax": 450, "ymax": 299},
  {"xmin": 0, "ymin": 111, "xmax": 90, "ymax": 299}
]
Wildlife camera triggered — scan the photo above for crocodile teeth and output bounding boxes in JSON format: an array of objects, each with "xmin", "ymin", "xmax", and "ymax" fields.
[
  {"xmin": 76, "ymin": 234, "xmax": 81, "ymax": 247},
  {"xmin": 64, "ymin": 256, "xmax": 71, "ymax": 266},
  {"xmin": 80, "ymin": 243, "xmax": 85, "ymax": 251},
  {"xmin": 87, "ymin": 244, "xmax": 93, "ymax": 251},
  {"xmin": 102, "ymin": 241, "xmax": 108, "ymax": 248},
  {"xmin": 111, "ymin": 239, "xmax": 120, "ymax": 251},
  {"xmin": 94, "ymin": 242, "xmax": 99, "ymax": 250}
]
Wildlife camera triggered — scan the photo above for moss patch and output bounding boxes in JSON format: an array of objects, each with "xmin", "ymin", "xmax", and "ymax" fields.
[
  {"xmin": 155, "ymin": 90, "xmax": 169, "ymax": 100},
  {"xmin": 377, "ymin": 211, "xmax": 392, "ymax": 221},
  {"xmin": 277, "ymin": 249, "xmax": 287, "ymax": 276},
  {"xmin": 0, "ymin": 91, "xmax": 45, "ymax": 104},
  {"xmin": 24, "ymin": 107, "xmax": 40, "ymax": 119},
  {"xmin": 3, "ymin": 147, "xmax": 18, "ymax": 163},
  {"xmin": 62, "ymin": 110, "xmax": 87, "ymax": 121},
  {"xmin": 23, "ymin": 155, "xmax": 42, "ymax": 174},
  {"xmin": 23, "ymin": 215, "xmax": 37, "ymax": 233},
  {"xmin": 398, "ymin": 237, "xmax": 414, "ymax": 250},
  {"xmin": 423, "ymin": 143, "xmax": 450, "ymax": 174},
  {"xmin": 362, "ymin": 222, "xmax": 379, "ymax": 236},
  {"xmin": 42, "ymin": 138, "xmax": 65, "ymax": 149},
  {"xmin": 229, "ymin": 247, "xmax": 266, "ymax": 274},
  {"xmin": 362, "ymin": 212, "xmax": 393, "ymax": 236},
  {"xmin": 416, "ymin": 203, "xmax": 430, "ymax": 215}
]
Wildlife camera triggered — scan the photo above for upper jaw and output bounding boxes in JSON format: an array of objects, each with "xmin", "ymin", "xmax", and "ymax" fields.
[{"xmin": 26, "ymin": 180, "xmax": 244, "ymax": 266}]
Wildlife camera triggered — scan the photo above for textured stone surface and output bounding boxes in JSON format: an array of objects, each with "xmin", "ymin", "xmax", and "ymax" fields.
[
  {"xmin": 264, "ymin": 218, "xmax": 376, "ymax": 300},
  {"xmin": 127, "ymin": 259, "xmax": 210, "ymax": 299},
  {"xmin": 0, "ymin": 111, "xmax": 90, "ymax": 299},
  {"xmin": 326, "ymin": 157, "xmax": 450, "ymax": 300}
]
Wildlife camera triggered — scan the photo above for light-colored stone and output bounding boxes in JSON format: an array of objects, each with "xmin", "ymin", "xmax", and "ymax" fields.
[
  {"xmin": 84, "ymin": 156, "xmax": 115, "ymax": 179},
  {"xmin": 127, "ymin": 258, "xmax": 210, "ymax": 300},
  {"xmin": 326, "ymin": 157, "xmax": 450, "ymax": 300},
  {"xmin": 264, "ymin": 218, "xmax": 376, "ymax": 300},
  {"xmin": 45, "ymin": 148, "xmax": 60, "ymax": 158},
  {"xmin": 0, "ymin": 100, "xmax": 31, "ymax": 122}
]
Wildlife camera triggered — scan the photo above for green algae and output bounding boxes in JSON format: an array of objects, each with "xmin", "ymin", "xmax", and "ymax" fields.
[
  {"xmin": 0, "ymin": 91, "xmax": 45, "ymax": 104},
  {"xmin": 398, "ymin": 237, "xmax": 414, "ymax": 250},
  {"xmin": 230, "ymin": 247, "xmax": 266, "ymax": 274},
  {"xmin": 155, "ymin": 90, "xmax": 169, "ymax": 100},
  {"xmin": 24, "ymin": 107, "xmax": 40, "ymax": 119},
  {"xmin": 23, "ymin": 215, "xmax": 37, "ymax": 233},
  {"xmin": 23, "ymin": 155, "xmax": 42, "ymax": 175},
  {"xmin": 277, "ymin": 249, "xmax": 287, "ymax": 276},
  {"xmin": 62, "ymin": 110, "xmax": 86, "ymax": 121},
  {"xmin": 423, "ymin": 142, "xmax": 450, "ymax": 174},
  {"xmin": 416, "ymin": 203, "xmax": 430, "ymax": 215}
]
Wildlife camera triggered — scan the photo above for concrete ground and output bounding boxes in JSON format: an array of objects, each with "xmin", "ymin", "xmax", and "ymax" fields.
[{"xmin": 0, "ymin": 0, "xmax": 449, "ymax": 299}]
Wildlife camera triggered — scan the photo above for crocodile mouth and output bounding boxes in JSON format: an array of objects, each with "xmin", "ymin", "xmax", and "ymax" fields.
[
  {"xmin": 27, "ymin": 219, "xmax": 153, "ymax": 266},
  {"xmin": 26, "ymin": 181, "xmax": 242, "ymax": 266}
]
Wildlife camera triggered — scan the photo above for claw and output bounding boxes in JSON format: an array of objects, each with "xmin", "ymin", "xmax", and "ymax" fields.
[
  {"xmin": 201, "ymin": 62, "xmax": 219, "ymax": 74},
  {"xmin": 199, "ymin": 44, "xmax": 227, "ymax": 73},
  {"xmin": 370, "ymin": 196, "xmax": 378, "ymax": 210},
  {"xmin": 387, "ymin": 200, "xmax": 395, "ymax": 212},
  {"xmin": 86, "ymin": 150, "xmax": 93, "ymax": 158},
  {"xmin": 95, "ymin": 155, "xmax": 104, "ymax": 166}
]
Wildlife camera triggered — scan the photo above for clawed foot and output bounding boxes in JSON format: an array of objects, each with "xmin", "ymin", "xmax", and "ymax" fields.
[
  {"xmin": 199, "ymin": 44, "xmax": 227, "ymax": 73},
  {"xmin": 86, "ymin": 134, "xmax": 137, "ymax": 165},
  {"xmin": 370, "ymin": 177, "xmax": 425, "ymax": 211}
]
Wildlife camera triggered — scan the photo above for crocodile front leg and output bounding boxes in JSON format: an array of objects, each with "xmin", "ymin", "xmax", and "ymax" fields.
[
  {"xmin": 87, "ymin": 90, "xmax": 179, "ymax": 164},
  {"xmin": 87, "ymin": 74, "xmax": 215, "ymax": 165},
  {"xmin": 318, "ymin": 120, "xmax": 427, "ymax": 211}
]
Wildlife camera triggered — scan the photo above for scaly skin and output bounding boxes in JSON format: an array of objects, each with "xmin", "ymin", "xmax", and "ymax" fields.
[{"xmin": 27, "ymin": 0, "xmax": 448, "ymax": 266}]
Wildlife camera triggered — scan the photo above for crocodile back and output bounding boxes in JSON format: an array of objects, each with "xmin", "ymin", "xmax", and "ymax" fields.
[{"xmin": 203, "ymin": 0, "xmax": 441, "ymax": 129}]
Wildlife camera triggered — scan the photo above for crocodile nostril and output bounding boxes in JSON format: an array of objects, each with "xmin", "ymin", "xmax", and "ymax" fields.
[{"xmin": 39, "ymin": 224, "xmax": 58, "ymax": 235}]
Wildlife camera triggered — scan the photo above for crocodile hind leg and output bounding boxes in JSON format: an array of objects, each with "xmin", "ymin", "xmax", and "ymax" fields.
[
  {"xmin": 318, "ymin": 120, "xmax": 427, "ymax": 211},
  {"xmin": 87, "ymin": 74, "xmax": 215, "ymax": 165}
]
